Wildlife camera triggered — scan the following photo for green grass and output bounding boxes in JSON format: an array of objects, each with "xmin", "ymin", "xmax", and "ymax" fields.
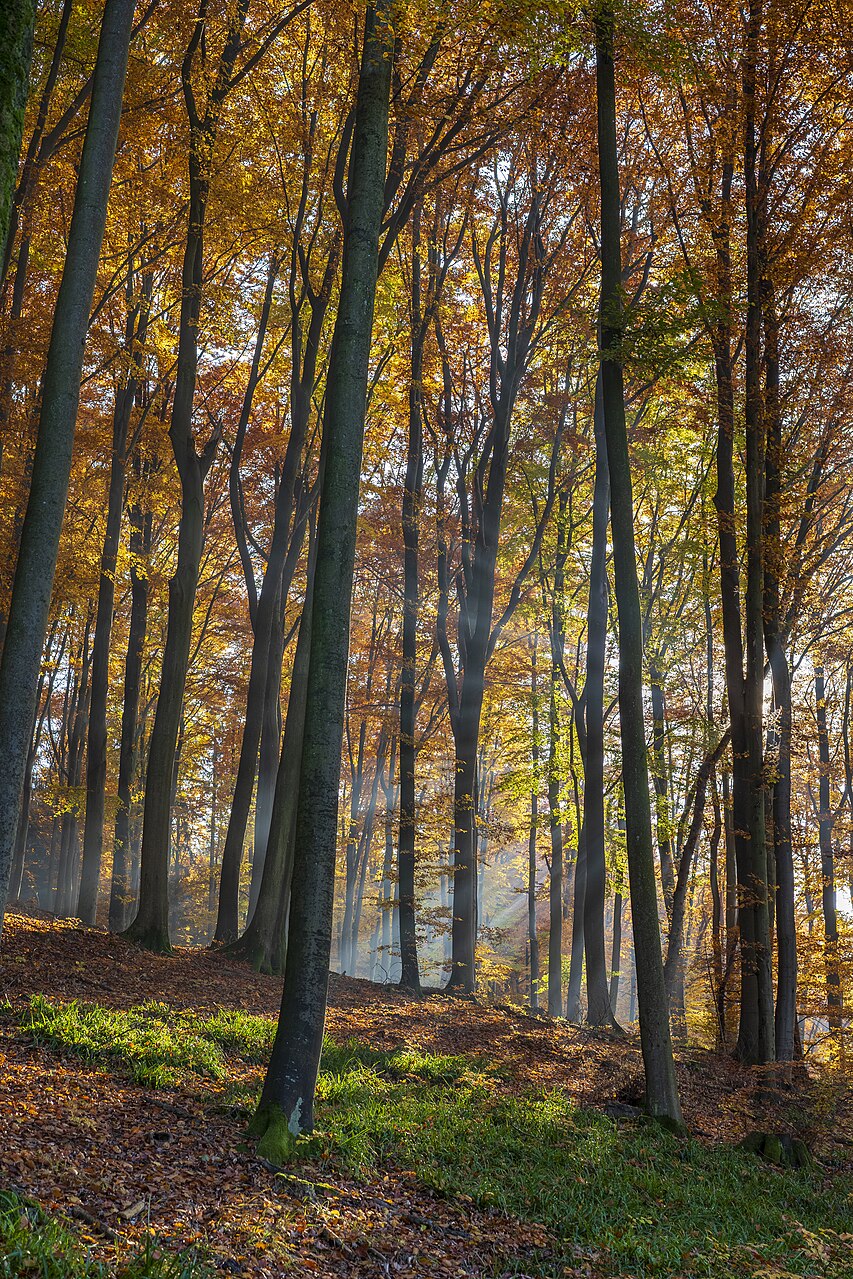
[
  {"xmin": 0, "ymin": 1191, "xmax": 210, "ymax": 1279},
  {"xmin": 312, "ymin": 1064, "xmax": 853, "ymax": 1277},
  {"xmin": 9, "ymin": 997, "xmax": 853, "ymax": 1278}
]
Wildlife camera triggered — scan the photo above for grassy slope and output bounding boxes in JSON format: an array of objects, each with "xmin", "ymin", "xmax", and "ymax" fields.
[{"xmin": 5, "ymin": 994, "xmax": 853, "ymax": 1278}]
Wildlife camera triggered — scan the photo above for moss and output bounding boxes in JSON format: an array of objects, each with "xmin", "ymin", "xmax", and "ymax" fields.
[
  {"xmin": 649, "ymin": 1111, "xmax": 688, "ymax": 1138},
  {"xmin": 249, "ymin": 1103, "xmax": 301, "ymax": 1167},
  {"xmin": 790, "ymin": 1138, "xmax": 813, "ymax": 1170},
  {"xmin": 762, "ymin": 1133, "xmax": 784, "ymax": 1164}
]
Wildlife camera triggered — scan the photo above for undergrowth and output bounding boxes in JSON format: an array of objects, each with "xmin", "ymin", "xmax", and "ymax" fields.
[
  {"xmin": 0, "ymin": 1191, "xmax": 210, "ymax": 1279},
  {"xmin": 9, "ymin": 997, "xmax": 853, "ymax": 1278}
]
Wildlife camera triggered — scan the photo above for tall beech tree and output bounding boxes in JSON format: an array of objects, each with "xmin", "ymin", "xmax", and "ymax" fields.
[
  {"xmin": 0, "ymin": 0, "xmax": 136, "ymax": 932},
  {"xmin": 126, "ymin": 0, "xmax": 253, "ymax": 951},
  {"xmin": 250, "ymin": 0, "xmax": 394, "ymax": 1156},
  {"xmin": 593, "ymin": 1, "xmax": 682, "ymax": 1127}
]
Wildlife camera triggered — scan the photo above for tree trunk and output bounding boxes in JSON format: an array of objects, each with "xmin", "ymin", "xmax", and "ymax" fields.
[
  {"xmin": 649, "ymin": 660, "xmax": 675, "ymax": 919},
  {"xmin": 736, "ymin": 0, "xmax": 774, "ymax": 1066},
  {"xmin": 79, "ymin": 275, "xmax": 150, "ymax": 925},
  {"xmin": 529, "ymin": 640, "xmax": 540, "ymax": 1011},
  {"xmin": 609, "ymin": 874, "xmax": 623, "ymax": 1017},
  {"xmin": 815, "ymin": 667, "xmax": 842, "ymax": 1030},
  {"xmin": 0, "ymin": 0, "xmax": 35, "ymax": 288},
  {"xmin": 235, "ymin": 555, "xmax": 314, "ymax": 973},
  {"xmin": 595, "ymin": 4, "xmax": 682, "ymax": 1127},
  {"xmin": 398, "ymin": 214, "xmax": 425, "ymax": 992},
  {"xmin": 126, "ymin": 0, "xmax": 252, "ymax": 951},
  {"xmin": 250, "ymin": 0, "xmax": 393, "ymax": 1157},
  {"xmin": 762, "ymin": 280, "xmax": 796, "ymax": 1067},
  {"xmin": 0, "ymin": 0, "xmax": 136, "ymax": 933},
  {"xmin": 109, "ymin": 489, "xmax": 151, "ymax": 931},
  {"xmin": 547, "ymin": 493, "xmax": 568, "ymax": 1017},
  {"xmin": 584, "ymin": 372, "xmax": 618, "ymax": 1029}
]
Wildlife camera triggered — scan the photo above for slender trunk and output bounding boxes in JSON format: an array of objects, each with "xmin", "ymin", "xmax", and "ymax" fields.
[
  {"xmin": 709, "ymin": 774, "xmax": 724, "ymax": 1044},
  {"xmin": 584, "ymin": 373, "xmax": 618, "ymax": 1028},
  {"xmin": 448, "ymin": 678, "xmax": 482, "ymax": 991},
  {"xmin": 529, "ymin": 641, "xmax": 540, "ymax": 1011},
  {"xmin": 248, "ymin": 605, "xmax": 286, "ymax": 918},
  {"xmin": 762, "ymin": 283, "xmax": 796, "ymax": 1066},
  {"xmin": 9, "ymin": 651, "xmax": 51, "ymax": 902},
  {"xmin": 566, "ymin": 813, "xmax": 587, "ymax": 1021},
  {"xmin": 736, "ymin": 0, "xmax": 774, "ymax": 1065},
  {"xmin": 0, "ymin": 0, "xmax": 136, "ymax": 932},
  {"xmin": 664, "ymin": 734, "xmax": 730, "ymax": 1010},
  {"xmin": 547, "ymin": 494, "xmax": 568, "ymax": 1017},
  {"xmin": 109, "ymin": 492, "xmax": 151, "ymax": 931},
  {"xmin": 816, "ymin": 668, "xmax": 842, "ymax": 1029},
  {"xmin": 378, "ymin": 778, "xmax": 395, "ymax": 980},
  {"xmin": 595, "ymin": 5, "xmax": 682, "ymax": 1126},
  {"xmin": 649, "ymin": 661, "xmax": 675, "ymax": 919},
  {"xmin": 251, "ymin": 2, "xmax": 393, "ymax": 1154},
  {"xmin": 609, "ymin": 874, "xmax": 623, "ymax": 1017},
  {"xmin": 56, "ymin": 616, "xmax": 93, "ymax": 918},
  {"xmin": 127, "ymin": 0, "xmax": 253, "ymax": 951},
  {"xmin": 79, "ymin": 278, "xmax": 150, "ymax": 924},
  {"xmin": 398, "ymin": 214, "xmax": 425, "ymax": 991},
  {"xmin": 236, "ymin": 570, "xmax": 312, "ymax": 973}
]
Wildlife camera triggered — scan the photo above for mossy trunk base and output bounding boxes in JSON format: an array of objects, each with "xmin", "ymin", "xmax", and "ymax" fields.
[
  {"xmin": 738, "ymin": 1130, "xmax": 812, "ymax": 1169},
  {"xmin": 249, "ymin": 1103, "xmax": 302, "ymax": 1167}
]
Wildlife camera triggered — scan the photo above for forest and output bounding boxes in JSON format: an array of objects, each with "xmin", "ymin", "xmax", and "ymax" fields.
[{"xmin": 0, "ymin": 0, "xmax": 851, "ymax": 1275}]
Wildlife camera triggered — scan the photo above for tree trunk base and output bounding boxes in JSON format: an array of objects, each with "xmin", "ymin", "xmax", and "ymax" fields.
[
  {"xmin": 737, "ymin": 1131, "xmax": 812, "ymax": 1169},
  {"xmin": 249, "ymin": 1103, "xmax": 301, "ymax": 1167},
  {"xmin": 224, "ymin": 934, "xmax": 282, "ymax": 976},
  {"xmin": 121, "ymin": 919, "xmax": 171, "ymax": 954}
]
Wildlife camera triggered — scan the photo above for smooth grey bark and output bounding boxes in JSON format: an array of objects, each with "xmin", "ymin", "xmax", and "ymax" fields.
[
  {"xmin": 398, "ymin": 211, "xmax": 425, "ymax": 993},
  {"xmin": 126, "ymin": 0, "xmax": 249, "ymax": 952},
  {"xmin": 0, "ymin": 0, "xmax": 35, "ymax": 288},
  {"xmin": 250, "ymin": 0, "xmax": 393, "ymax": 1155},
  {"xmin": 109, "ymin": 481, "xmax": 152, "ymax": 931},
  {"xmin": 56, "ymin": 615, "xmax": 93, "ymax": 917},
  {"xmin": 78, "ymin": 275, "xmax": 151, "ymax": 924},
  {"xmin": 0, "ymin": 0, "xmax": 136, "ymax": 933},
  {"xmin": 546, "ymin": 490, "xmax": 569, "ymax": 1017},
  {"xmin": 235, "ymin": 552, "xmax": 314, "ymax": 973},
  {"xmin": 664, "ymin": 731, "xmax": 730, "ymax": 1007},
  {"xmin": 735, "ymin": 0, "xmax": 774, "ymax": 1065},
  {"xmin": 528, "ymin": 640, "xmax": 540, "ymax": 1010},
  {"xmin": 594, "ymin": 3, "xmax": 682, "ymax": 1128},
  {"xmin": 609, "ymin": 874, "xmax": 623, "ymax": 1016},
  {"xmin": 762, "ymin": 280, "xmax": 797, "ymax": 1067},
  {"xmin": 584, "ymin": 373, "xmax": 618, "ymax": 1029},
  {"xmin": 649, "ymin": 663, "xmax": 675, "ymax": 919},
  {"xmin": 815, "ymin": 667, "xmax": 842, "ymax": 1029}
]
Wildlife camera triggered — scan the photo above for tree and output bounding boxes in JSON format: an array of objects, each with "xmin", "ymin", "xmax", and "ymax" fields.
[
  {"xmin": 0, "ymin": 0, "xmax": 137, "ymax": 934},
  {"xmin": 250, "ymin": 0, "xmax": 395, "ymax": 1158},
  {"xmin": 593, "ymin": 0, "xmax": 683, "ymax": 1128}
]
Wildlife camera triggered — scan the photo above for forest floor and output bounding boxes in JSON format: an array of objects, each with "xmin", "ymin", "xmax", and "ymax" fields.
[{"xmin": 0, "ymin": 911, "xmax": 851, "ymax": 1279}]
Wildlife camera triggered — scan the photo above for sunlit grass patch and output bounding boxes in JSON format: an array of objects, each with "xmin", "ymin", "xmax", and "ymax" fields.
[
  {"xmin": 0, "ymin": 1191, "xmax": 210, "ymax": 1278},
  {"xmin": 14, "ymin": 997, "xmax": 236, "ymax": 1087},
  {"xmin": 311, "ymin": 1064, "xmax": 853, "ymax": 1278}
]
